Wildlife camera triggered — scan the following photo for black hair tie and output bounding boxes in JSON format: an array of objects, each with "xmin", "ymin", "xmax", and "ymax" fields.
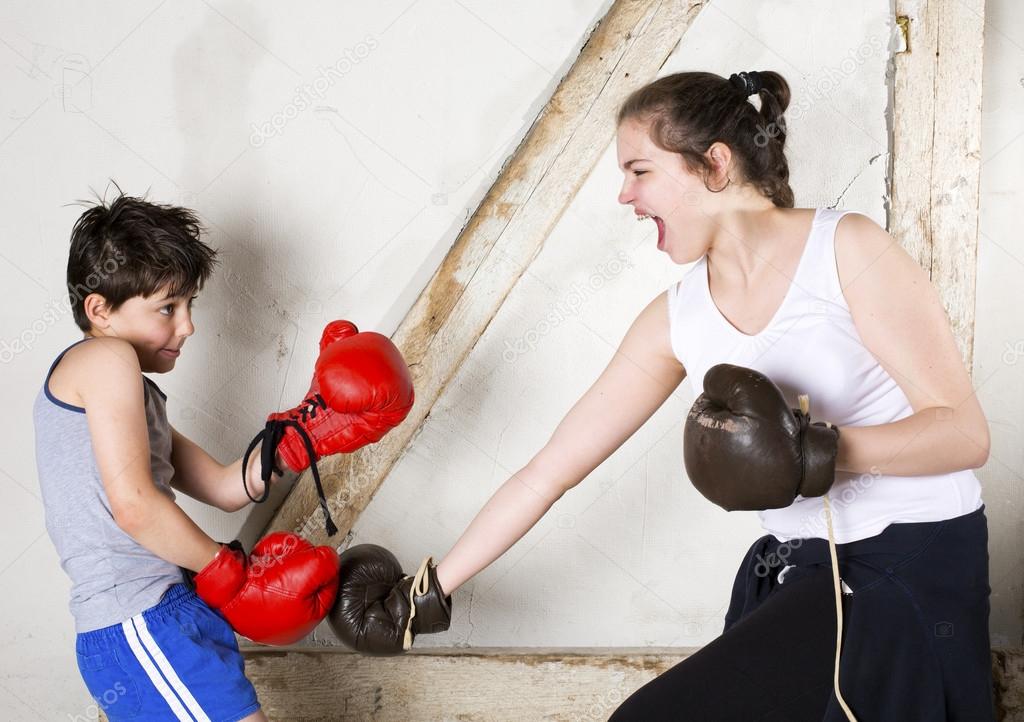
[{"xmin": 729, "ymin": 71, "xmax": 763, "ymax": 97}]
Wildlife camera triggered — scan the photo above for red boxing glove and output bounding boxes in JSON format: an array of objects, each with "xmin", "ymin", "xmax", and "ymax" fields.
[
  {"xmin": 193, "ymin": 532, "xmax": 340, "ymax": 646},
  {"xmin": 313, "ymin": 324, "xmax": 416, "ymax": 452},
  {"xmin": 244, "ymin": 320, "xmax": 414, "ymax": 535}
]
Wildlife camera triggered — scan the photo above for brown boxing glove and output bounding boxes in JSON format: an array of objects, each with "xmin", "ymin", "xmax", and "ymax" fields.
[
  {"xmin": 683, "ymin": 363, "xmax": 840, "ymax": 511},
  {"xmin": 326, "ymin": 544, "xmax": 452, "ymax": 656}
]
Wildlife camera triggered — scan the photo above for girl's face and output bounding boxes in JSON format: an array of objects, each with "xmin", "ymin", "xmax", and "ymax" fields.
[{"xmin": 616, "ymin": 117, "xmax": 725, "ymax": 264}]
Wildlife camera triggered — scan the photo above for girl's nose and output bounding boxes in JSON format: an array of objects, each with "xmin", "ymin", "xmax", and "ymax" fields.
[{"xmin": 617, "ymin": 178, "xmax": 633, "ymax": 206}]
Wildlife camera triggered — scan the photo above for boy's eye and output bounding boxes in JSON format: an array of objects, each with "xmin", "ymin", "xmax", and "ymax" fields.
[{"xmin": 160, "ymin": 304, "xmax": 174, "ymax": 315}]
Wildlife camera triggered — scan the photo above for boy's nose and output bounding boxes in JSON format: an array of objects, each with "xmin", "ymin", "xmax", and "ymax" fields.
[{"xmin": 179, "ymin": 311, "xmax": 195, "ymax": 337}]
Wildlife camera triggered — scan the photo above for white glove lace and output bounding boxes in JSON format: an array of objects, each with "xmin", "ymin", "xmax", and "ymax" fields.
[{"xmin": 403, "ymin": 556, "xmax": 434, "ymax": 651}]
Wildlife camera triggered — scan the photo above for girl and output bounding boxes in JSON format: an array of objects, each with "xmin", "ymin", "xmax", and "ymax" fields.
[{"xmin": 336, "ymin": 70, "xmax": 994, "ymax": 721}]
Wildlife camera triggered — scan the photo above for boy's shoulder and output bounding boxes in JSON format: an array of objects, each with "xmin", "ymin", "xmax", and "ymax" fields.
[{"xmin": 49, "ymin": 337, "xmax": 143, "ymax": 410}]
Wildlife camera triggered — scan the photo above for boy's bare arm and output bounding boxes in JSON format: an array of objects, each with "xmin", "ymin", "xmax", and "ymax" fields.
[
  {"xmin": 169, "ymin": 427, "xmax": 282, "ymax": 513},
  {"xmin": 76, "ymin": 338, "xmax": 221, "ymax": 571}
]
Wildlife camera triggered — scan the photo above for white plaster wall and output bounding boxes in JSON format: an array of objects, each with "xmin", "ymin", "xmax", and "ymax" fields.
[
  {"xmin": 1, "ymin": 0, "xmax": 1019, "ymax": 719},
  {"xmin": 347, "ymin": 0, "xmax": 898, "ymax": 653},
  {"xmin": 974, "ymin": 0, "xmax": 1024, "ymax": 649},
  {"xmin": 0, "ymin": 1, "xmax": 611, "ymax": 717}
]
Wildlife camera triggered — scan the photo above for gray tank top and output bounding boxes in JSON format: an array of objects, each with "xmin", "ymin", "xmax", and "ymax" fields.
[{"xmin": 33, "ymin": 338, "xmax": 184, "ymax": 633}]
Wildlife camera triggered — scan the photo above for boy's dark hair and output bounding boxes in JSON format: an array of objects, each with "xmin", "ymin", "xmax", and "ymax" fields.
[
  {"xmin": 617, "ymin": 71, "xmax": 794, "ymax": 208},
  {"xmin": 67, "ymin": 188, "xmax": 218, "ymax": 332}
]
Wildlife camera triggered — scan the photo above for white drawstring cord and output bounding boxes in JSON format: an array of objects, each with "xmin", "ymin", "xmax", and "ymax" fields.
[{"xmin": 799, "ymin": 394, "xmax": 857, "ymax": 722}]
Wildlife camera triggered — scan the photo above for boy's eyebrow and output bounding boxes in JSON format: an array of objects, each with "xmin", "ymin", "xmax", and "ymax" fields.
[{"xmin": 153, "ymin": 292, "xmax": 193, "ymax": 303}]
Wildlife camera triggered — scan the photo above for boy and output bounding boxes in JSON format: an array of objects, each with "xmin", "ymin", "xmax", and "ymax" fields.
[{"xmin": 34, "ymin": 190, "xmax": 414, "ymax": 721}]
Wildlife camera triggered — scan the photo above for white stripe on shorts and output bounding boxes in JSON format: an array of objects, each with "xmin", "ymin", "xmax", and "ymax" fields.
[{"xmin": 121, "ymin": 613, "xmax": 212, "ymax": 722}]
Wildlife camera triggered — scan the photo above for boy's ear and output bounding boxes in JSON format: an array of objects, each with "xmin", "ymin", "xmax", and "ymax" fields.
[{"xmin": 83, "ymin": 292, "xmax": 112, "ymax": 329}]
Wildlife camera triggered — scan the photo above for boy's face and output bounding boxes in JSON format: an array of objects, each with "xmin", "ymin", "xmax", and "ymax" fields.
[{"xmin": 87, "ymin": 284, "xmax": 196, "ymax": 373}]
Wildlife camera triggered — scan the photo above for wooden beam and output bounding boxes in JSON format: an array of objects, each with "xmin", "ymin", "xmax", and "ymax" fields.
[
  {"xmin": 263, "ymin": 0, "xmax": 707, "ymax": 543},
  {"xmin": 993, "ymin": 649, "xmax": 1024, "ymax": 721},
  {"xmin": 239, "ymin": 647, "xmax": 1024, "ymax": 720},
  {"xmin": 243, "ymin": 647, "xmax": 692, "ymax": 720},
  {"xmin": 891, "ymin": 0, "xmax": 985, "ymax": 365}
]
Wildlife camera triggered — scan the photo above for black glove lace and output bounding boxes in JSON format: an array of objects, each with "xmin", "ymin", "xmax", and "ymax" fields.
[{"xmin": 242, "ymin": 394, "xmax": 339, "ymax": 537}]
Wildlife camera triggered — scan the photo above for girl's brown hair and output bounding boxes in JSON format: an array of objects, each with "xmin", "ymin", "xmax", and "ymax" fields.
[{"xmin": 617, "ymin": 71, "xmax": 794, "ymax": 208}]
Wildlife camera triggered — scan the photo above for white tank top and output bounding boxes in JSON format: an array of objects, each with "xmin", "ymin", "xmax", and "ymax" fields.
[{"xmin": 667, "ymin": 207, "xmax": 983, "ymax": 543}]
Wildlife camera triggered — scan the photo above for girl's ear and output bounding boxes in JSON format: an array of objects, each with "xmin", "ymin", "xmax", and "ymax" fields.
[
  {"xmin": 704, "ymin": 142, "xmax": 735, "ymax": 189},
  {"xmin": 706, "ymin": 142, "xmax": 732, "ymax": 175}
]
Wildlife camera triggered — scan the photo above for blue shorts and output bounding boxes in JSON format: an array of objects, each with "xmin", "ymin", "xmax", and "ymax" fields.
[{"xmin": 75, "ymin": 583, "xmax": 260, "ymax": 722}]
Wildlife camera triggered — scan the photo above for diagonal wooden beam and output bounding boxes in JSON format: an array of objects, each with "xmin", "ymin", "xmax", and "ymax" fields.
[{"xmin": 263, "ymin": 0, "xmax": 706, "ymax": 543}]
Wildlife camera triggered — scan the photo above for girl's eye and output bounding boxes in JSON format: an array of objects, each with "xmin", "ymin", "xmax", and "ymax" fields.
[{"xmin": 634, "ymin": 170, "xmax": 648, "ymax": 177}]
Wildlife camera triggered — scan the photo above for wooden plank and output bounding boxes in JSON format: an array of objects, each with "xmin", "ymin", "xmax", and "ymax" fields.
[
  {"xmin": 243, "ymin": 647, "xmax": 692, "ymax": 721},
  {"xmin": 264, "ymin": 0, "xmax": 708, "ymax": 543},
  {"xmin": 891, "ymin": 0, "xmax": 985, "ymax": 365},
  {"xmin": 239, "ymin": 647, "xmax": 1024, "ymax": 720},
  {"xmin": 994, "ymin": 649, "xmax": 1024, "ymax": 722}
]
